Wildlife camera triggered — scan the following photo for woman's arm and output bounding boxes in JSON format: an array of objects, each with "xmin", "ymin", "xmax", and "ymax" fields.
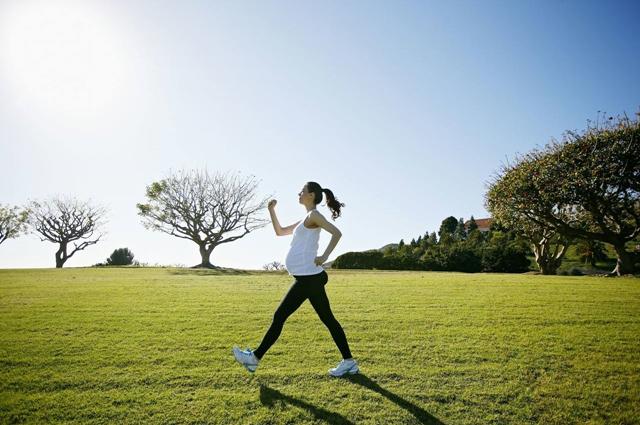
[
  {"xmin": 308, "ymin": 211, "xmax": 342, "ymax": 264},
  {"xmin": 268, "ymin": 200, "xmax": 300, "ymax": 236}
]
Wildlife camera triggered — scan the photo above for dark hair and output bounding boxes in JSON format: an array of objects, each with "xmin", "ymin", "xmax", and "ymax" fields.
[{"xmin": 306, "ymin": 181, "xmax": 345, "ymax": 220}]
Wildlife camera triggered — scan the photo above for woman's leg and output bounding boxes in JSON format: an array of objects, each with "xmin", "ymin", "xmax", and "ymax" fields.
[
  {"xmin": 307, "ymin": 273, "xmax": 353, "ymax": 359},
  {"xmin": 253, "ymin": 278, "xmax": 308, "ymax": 359}
]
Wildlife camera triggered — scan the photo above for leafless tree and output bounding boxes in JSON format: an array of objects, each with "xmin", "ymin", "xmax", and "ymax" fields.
[
  {"xmin": 137, "ymin": 169, "xmax": 271, "ymax": 268},
  {"xmin": 27, "ymin": 197, "xmax": 107, "ymax": 268},
  {"xmin": 0, "ymin": 204, "xmax": 28, "ymax": 246},
  {"xmin": 263, "ymin": 261, "xmax": 285, "ymax": 271}
]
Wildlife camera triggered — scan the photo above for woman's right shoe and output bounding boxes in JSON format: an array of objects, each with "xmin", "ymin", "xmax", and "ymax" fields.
[
  {"xmin": 328, "ymin": 358, "xmax": 359, "ymax": 377},
  {"xmin": 232, "ymin": 346, "xmax": 259, "ymax": 373}
]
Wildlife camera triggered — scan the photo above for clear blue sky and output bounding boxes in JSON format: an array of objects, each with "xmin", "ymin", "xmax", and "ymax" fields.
[{"xmin": 1, "ymin": 0, "xmax": 638, "ymax": 269}]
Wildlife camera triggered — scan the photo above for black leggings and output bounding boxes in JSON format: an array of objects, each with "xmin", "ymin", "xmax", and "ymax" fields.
[{"xmin": 253, "ymin": 270, "xmax": 352, "ymax": 360}]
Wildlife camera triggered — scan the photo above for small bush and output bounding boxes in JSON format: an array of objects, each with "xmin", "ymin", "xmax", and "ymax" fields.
[{"xmin": 106, "ymin": 248, "xmax": 135, "ymax": 266}]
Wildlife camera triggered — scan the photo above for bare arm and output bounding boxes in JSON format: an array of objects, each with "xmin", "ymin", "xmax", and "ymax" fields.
[
  {"xmin": 309, "ymin": 211, "xmax": 342, "ymax": 264},
  {"xmin": 268, "ymin": 200, "xmax": 300, "ymax": 236}
]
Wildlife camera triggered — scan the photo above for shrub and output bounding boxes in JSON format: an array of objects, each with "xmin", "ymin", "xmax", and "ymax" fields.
[
  {"xmin": 333, "ymin": 251, "xmax": 384, "ymax": 269},
  {"xmin": 482, "ymin": 243, "xmax": 530, "ymax": 273},
  {"xmin": 106, "ymin": 248, "xmax": 135, "ymax": 266},
  {"xmin": 446, "ymin": 245, "xmax": 482, "ymax": 272}
]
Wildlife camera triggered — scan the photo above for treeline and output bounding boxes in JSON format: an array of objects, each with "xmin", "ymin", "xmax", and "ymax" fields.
[
  {"xmin": 334, "ymin": 112, "xmax": 640, "ymax": 276},
  {"xmin": 0, "ymin": 171, "xmax": 270, "ymax": 268},
  {"xmin": 333, "ymin": 216, "xmax": 531, "ymax": 273}
]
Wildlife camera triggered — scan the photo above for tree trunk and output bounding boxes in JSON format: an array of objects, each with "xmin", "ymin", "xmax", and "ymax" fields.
[
  {"xmin": 532, "ymin": 239, "xmax": 567, "ymax": 275},
  {"xmin": 193, "ymin": 245, "xmax": 218, "ymax": 269},
  {"xmin": 610, "ymin": 243, "xmax": 635, "ymax": 276},
  {"xmin": 538, "ymin": 260, "xmax": 560, "ymax": 275},
  {"xmin": 55, "ymin": 243, "xmax": 68, "ymax": 268}
]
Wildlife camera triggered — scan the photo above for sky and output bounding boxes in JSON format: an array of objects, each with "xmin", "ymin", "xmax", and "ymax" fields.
[{"xmin": 1, "ymin": 0, "xmax": 639, "ymax": 270}]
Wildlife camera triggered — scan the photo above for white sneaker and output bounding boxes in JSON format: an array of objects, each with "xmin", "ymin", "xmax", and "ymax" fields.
[
  {"xmin": 328, "ymin": 358, "xmax": 359, "ymax": 377},
  {"xmin": 232, "ymin": 346, "xmax": 259, "ymax": 373}
]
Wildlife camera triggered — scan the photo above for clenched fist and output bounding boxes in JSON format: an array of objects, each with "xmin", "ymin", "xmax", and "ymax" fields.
[{"xmin": 268, "ymin": 199, "xmax": 277, "ymax": 210}]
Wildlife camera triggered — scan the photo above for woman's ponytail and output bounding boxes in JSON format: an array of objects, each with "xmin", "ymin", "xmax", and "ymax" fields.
[
  {"xmin": 321, "ymin": 188, "xmax": 344, "ymax": 220},
  {"xmin": 306, "ymin": 181, "xmax": 345, "ymax": 220}
]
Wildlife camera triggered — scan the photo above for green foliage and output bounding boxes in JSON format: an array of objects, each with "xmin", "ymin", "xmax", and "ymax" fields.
[
  {"xmin": 482, "ymin": 242, "xmax": 531, "ymax": 273},
  {"xmin": 438, "ymin": 216, "xmax": 458, "ymax": 243},
  {"xmin": 0, "ymin": 205, "xmax": 28, "ymax": 245},
  {"xmin": 574, "ymin": 239, "xmax": 608, "ymax": 266},
  {"xmin": 106, "ymin": 247, "xmax": 135, "ymax": 266},
  {"xmin": 334, "ymin": 217, "xmax": 530, "ymax": 273},
  {"xmin": 486, "ymin": 112, "xmax": 640, "ymax": 275},
  {"xmin": 454, "ymin": 217, "xmax": 467, "ymax": 241},
  {"xmin": 468, "ymin": 216, "xmax": 478, "ymax": 232},
  {"xmin": 332, "ymin": 251, "xmax": 385, "ymax": 269}
]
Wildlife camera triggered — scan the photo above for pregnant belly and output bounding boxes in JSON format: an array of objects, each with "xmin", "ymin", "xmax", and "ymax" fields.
[{"xmin": 285, "ymin": 250, "xmax": 316, "ymax": 267}]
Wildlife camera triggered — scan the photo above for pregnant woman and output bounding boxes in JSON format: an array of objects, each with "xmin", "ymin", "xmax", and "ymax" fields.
[{"xmin": 232, "ymin": 181, "xmax": 359, "ymax": 377}]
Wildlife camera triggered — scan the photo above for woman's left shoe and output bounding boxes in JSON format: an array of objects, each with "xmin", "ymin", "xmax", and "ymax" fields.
[
  {"xmin": 328, "ymin": 358, "xmax": 359, "ymax": 377},
  {"xmin": 232, "ymin": 346, "xmax": 259, "ymax": 373}
]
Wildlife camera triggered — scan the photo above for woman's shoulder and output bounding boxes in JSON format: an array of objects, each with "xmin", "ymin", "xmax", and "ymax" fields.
[{"xmin": 308, "ymin": 209, "xmax": 325, "ymax": 219}]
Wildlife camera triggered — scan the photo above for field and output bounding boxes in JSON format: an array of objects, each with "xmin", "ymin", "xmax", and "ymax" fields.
[{"xmin": 1, "ymin": 268, "xmax": 639, "ymax": 424}]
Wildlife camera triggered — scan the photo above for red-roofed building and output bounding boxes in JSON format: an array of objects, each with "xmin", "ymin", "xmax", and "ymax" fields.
[{"xmin": 465, "ymin": 218, "xmax": 493, "ymax": 233}]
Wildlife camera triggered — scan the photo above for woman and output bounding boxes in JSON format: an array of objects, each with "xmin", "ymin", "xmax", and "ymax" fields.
[{"xmin": 232, "ymin": 182, "xmax": 359, "ymax": 377}]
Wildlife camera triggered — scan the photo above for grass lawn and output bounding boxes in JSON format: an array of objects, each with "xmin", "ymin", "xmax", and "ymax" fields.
[{"xmin": 1, "ymin": 268, "xmax": 639, "ymax": 424}]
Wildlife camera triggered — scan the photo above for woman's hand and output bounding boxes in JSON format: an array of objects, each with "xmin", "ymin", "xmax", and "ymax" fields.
[
  {"xmin": 268, "ymin": 199, "xmax": 277, "ymax": 210},
  {"xmin": 314, "ymin": 255, "xmax": 328, "ymax": 266}
]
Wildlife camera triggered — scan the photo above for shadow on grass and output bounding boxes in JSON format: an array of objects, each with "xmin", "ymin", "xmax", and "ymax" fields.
[
  {"xmin": 259, "ymin": 385, "xmax": 355, "ymax": 425},
  {"xmin": 258, "ymin": 374, "xmax": 445, "ymax": 425},
  {"xmin": 345, "ymin": 374, "xmax": 446, "ymax": 425}
]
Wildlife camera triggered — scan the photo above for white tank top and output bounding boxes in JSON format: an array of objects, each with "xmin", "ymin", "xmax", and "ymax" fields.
[{"xmin": 284, "ymin": 209, "xmax": 325, "ymax": 276}]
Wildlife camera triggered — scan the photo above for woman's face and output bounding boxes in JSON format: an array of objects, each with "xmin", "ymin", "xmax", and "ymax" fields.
[{"xmin": 298, "ymin": 185, "xmax": 314, "ymax": 204}]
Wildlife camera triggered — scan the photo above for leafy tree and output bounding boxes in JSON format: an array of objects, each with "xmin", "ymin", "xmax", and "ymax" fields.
[
  {"xmin": 454, "ymin": 217, "xmax": 467, "ymax": 241},
  {"xmin": 397, "ymin": 239, "xmax": 407, "ymax": 255},
  {"xmin": 106, "ymin": 248, "xmax": 135, "ymax": 266},
  {"xmin": 0, "ymin": 205, "xmax": 28, "ymax": 246},
  {"xmin": 27, "ymin": 197, "xmax": 106, "ymax": 268},
  {"xmin": 428, "ymin": 232, "xmax": 438, "ymax": 245},
  {"xmin": 419, "ymin": 233, "xmax": 431, "ymax": 249},
  {"xmin": 466, "ymin": 217, "xmax": 485, "ymax": 248},
  {"xmin": 574, "ymin": 239, "xmax": 608, "ymax": 267},
  {"xmin": 486, "ymin": 112, "xmax": 640, "ymax": 275},
  {"xmin": 481, "ymin": 241, "xmax": 530, "ymax": 273},
  {"xmin": 137, "ymin": 169, "xmax": 271, "ymax": 268},
  {"xmin": 446, "ymin": 244, "xmax": 481, "ymax": 272},
  {"xmin": 438, "ymin": 216, "xmax": 458, "ymax": 245},
  {"xmin": 467, "ymin": 216, "xmax": 478, "ymax": 232},
  {"xmin": 486, "ymin": 151, "xmax": 572, "ymax": 274}
]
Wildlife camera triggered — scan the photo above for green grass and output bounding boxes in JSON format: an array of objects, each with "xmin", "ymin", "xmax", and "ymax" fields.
[{"xmin": 1, "ymin": 268, "xmax": 639, "ymax": 424}]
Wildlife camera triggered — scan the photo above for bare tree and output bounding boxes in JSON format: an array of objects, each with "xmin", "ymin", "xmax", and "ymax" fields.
[
  {"xmin": 27, "ymin": 197, "xmax": 107, "ymax": 268},
  {"xmin": 137, "ymin": 169, "xmax": 271, "ymax": 268},
  {"xmin": 0, "ymin": 204, "xmax": 28, "ymax": 246},
  {"xmin": 263, "ymin": 261, "xmax": 285, "ymax": 271}
]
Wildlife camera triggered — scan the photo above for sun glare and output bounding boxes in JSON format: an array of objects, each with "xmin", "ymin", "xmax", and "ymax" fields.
[{"xmin": 0, "ymin": 0, "xmax": 130, "ymax": 122}]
